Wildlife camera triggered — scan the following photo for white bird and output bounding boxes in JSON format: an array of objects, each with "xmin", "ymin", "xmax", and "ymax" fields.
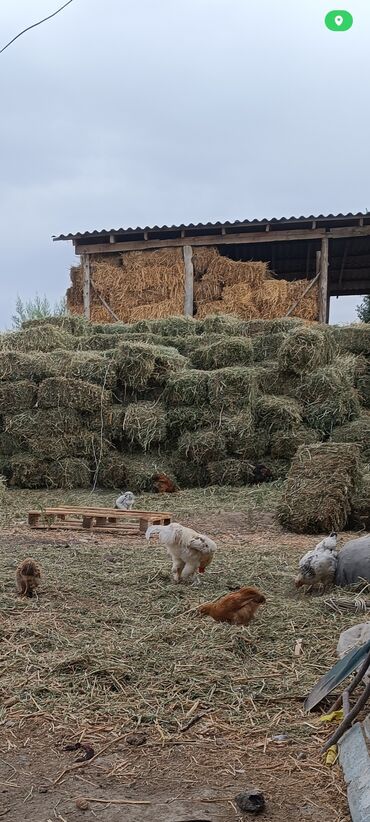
[
  {"xmin": 145, "ymin": 522, "xmax": 216, "ymax": 583},
  {"xmin": 115, "ymin": 491, "xmax": 136, "ymax": 511},
  {"xmin": 295, "ymin": 534, "xmax": 339, "ymax": 589},
  {"xmin": 314, "ymin": 532, "xmax": 337, "ymax": 552}
]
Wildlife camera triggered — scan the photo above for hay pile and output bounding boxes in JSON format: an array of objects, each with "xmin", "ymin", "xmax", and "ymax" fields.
[{"xmin": 0, "ymin": 315, "xmax": 370, "ymax": 497}]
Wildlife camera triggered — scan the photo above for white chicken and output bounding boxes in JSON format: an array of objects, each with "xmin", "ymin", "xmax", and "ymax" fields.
[
  {"xmin": 295, "ymin": 532, "xmax": 338, "ymax": 589},
  {"xmin": 145, "ymin": 522, "xmax": 216, "ymax": 583},
  {"xmin": 115, "ymin": 491, "xmax": 136, "ymax": 511}
]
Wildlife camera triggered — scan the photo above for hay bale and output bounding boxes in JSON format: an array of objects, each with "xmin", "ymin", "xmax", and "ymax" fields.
[
  {"xmin": 0, "ymin": 351, "xmax": 59, "ymax": 383},
  {"xmin": 164, "ymin": 370, "xmax": 209, "ymax": 407},
  {"xmin": 77, "ymin": 333, "xmax": 123, "ymax": 351},
  {"xmin": 123, "ymin": 402, "xmax": 167, "ymax": 450},
  {"xmin": 196, "ymin": 314, "xmax": 249, "ymax": 336},
  {"xmin": 189, "ymin": 336, "xmax": 253, "ymax": 370},
  {"xmin": 47, "ymin": 458, "xmax": 91, "ymax": 489},
  {"xmin": 22, "ymin": 316, "xmax": 88, "ymax": 336},
  {"xmin": 222, "ymin": 413, "xmax": 269, "ymax": 460},
  {"xmin": 260, "ymin": 458, "xmax": 290, "ymax": 480},
  {"xmin": 252, "ymin": 332, "xmax": 287, "ymax": 363},
  {"xmin": 207, "ymin": 458, "xmax": 253, "ymax": 486},
  {"xmin": 150, "ymin": 345, "xmax": 188, "ymax": 385},
  {"xmin": 90, "ymin": 322, "xmax": 129, "ymax": 335},
  {"xmin": 0, "ymin": 431, "xmax": 24, "ymax": 456},
  {"xmin": 124, "ymin": 453, "xmax": 174, "ymax": 492},
  {"xmin": 6, "ymin": 408, "xmax": 81, "ymax": 439},
  {"xmin": 96, "ymin": 451, "xmax": 128, "ymax": 489},
  {"xmin": 166, "ymin": 406, "xmax": 216, "ymax": 439},
  {"xmin": 332, "ymin": 325, "xmax": 370, "ymax": 356},
  {"xmin": 171, "ymin": 455, "xmax": 209, "ymax": 488},
  {"xmin": 350, "ymin": 473, "xmax": 370, "ymax": 529},
  {"xmin": 278, "ymin": 443, "xmax": 362, "ymax": 533},
  {"xmin": 278, "ymin": 326, "xmax": 336, "ymax": 375},
  {"xmin": 0, "ymin": 473, "xmax": 6, "ymax": 503},
  {"xmin": 270, "ymin": 427, "xmax": 321, "ymax": 459},
  {"xmin": 0, "ymin": 325, "xmax": 76, "ymax": 352},
  {"xmin": 177, "ymin": 429, "xmax": 227, "ymax": 465},
  {"xmin": 38, "ymin": 377, "xmax": 112, "ymax": 413},
  {"xmin": 9, "ymin": 454, "xmax": 50, "ymax": 488},
  {"xmin": 55, "ymin": 351, "xmax": 117, "ymax": 389},
  {"xmin": 356, "ymin": 360, "xmax": 370, "ymax": 408},
  {"xmin": 109, "ymin": 406, "xmax": 126, "ymax": 442},
  {"xmin": 130, "ymin": 316, "xmax": 196, "ymax": 337},
  {"xmin": 208, "ymin": 367, "xmax": 256, "ymax": 410},
  {"xmin": 299, "ymin": 365, "xmax": 360, "ymax": 434},
  {"xmin": 255, "ymin": 395, "xmax": 303, "ymax": 434},
  {"xmin": 115, "ymin": 341, "xmax": 156, "ymax": 389},
  {"xmin": 0, "ymin": 381, "xmax": 37, "ymax": 414},
  {"xmin": 331, "ymin": 415, "xmax": 370, "ymax": 462}
]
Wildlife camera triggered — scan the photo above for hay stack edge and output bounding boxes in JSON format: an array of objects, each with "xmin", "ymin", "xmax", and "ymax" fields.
[{"xmin": 0, "ymin": 311, "xmax": 369, "ymax": 534}]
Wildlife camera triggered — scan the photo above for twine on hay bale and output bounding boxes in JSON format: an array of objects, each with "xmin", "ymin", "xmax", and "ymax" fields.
[
  {"xmin": 207, "ymin": 458, "xmax": 253, "ymax": 486},
  {"xmin": 164, "ymin": 370, "xmax": 209, "ymax": 407},
  {"xmin": 189, "ymin": 336, "xmax": 253, "ymax": 370},
  {"xmin": 177, "ymin": 428, "xmax": 228, "ymax": 465},
  {"xmin": 0, "ymin": 325, "xmax": 76, "ymax": 353},
  {"xmin": 278, "ymin": 442, "xmax": 363, "ymax": 533},
  {"xmin": 123, "ymin": 402, "xmax": 167, "ymax": 451},
  {"xmin": 331, "ymin": 415, "xmax": 370, "ymax": 462},
  {"xmin": 278, "ymin": 325, "xmax": 336, "ymax": 375},
  {"xmin": 208, "ymin": 366, "xmax": 257, "ymax": 411},
  {"xmin": 37, "ymin": 377, "xmax": 112, "ymax": 413},
  {"xmin": 0, "ymin": 381, "xmax": 37, "ymax": 414},
  {"xmin": 299, "ymin": 364, "xmax": 361, "ymax": 435}
]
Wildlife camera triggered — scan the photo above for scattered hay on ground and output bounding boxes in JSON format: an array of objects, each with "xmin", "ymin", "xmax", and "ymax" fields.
[
  {"xmin": 38, "ymin": 377, "xmax": 112, "ymax": 413},
  {"xmin": 177, "ymin": 428, "xmax": 227, "ymax": 465},
  {"xmin": 208, "ymin": 366, "xmax": 256, "ymax": 410},
  {"xmin": 278, "ymin": 325, "xmax": 336, "ymax": 375},
  {"xmin": 299, "ymin": 365, "xmax": 360, "ymax": 434},
  {"xmin": 123, "ymin": 402, "xmax": 167, "ymax": 450},
  {"xmin": 189, "ymin": 336, "xmax": 253, "ymax": 370},
  {"xmin": 255, "ymin": 395, "xmax": 303, "ymax": 435},
  {"xmin": 0, "ymin": 380, "xmax": 37, "ymax": 414},
  {"xmin": 278, "ymin": 442, "xmax": 363, "ymax": 533},
  {"xmin": 207, "ymin": 458, "xmax": 253, "ymax": 486},
  {"xmin": 164, "ymin": 370, "xmax": 209, "ymax": 407}
]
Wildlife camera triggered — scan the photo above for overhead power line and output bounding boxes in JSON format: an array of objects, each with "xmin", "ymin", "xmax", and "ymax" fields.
[{"xmin": 0, "ymin": 0, "xmax": 75, "ymax": 55}]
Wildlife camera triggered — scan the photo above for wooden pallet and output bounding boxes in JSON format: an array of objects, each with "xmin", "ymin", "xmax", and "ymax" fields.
[{"xmin": 28, "ymin": 506, "xmax": 171, "ymax": 535}]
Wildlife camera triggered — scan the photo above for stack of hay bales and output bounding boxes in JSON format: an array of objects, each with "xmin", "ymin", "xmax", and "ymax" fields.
[
  {"xmin": 0, "ymin": 316, "xmax": 369, "ymax": 516},
  {"xmin": 67, "ymin": 246, "xmax": 319, "ymax": 323}
]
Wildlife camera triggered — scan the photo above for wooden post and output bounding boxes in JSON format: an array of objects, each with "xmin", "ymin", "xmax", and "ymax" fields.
[
  {"xmin": 318, "ymin": 236, "xmax": 329, "ymax": 324},
  {"xmin": 82, "ymin": 253, "xmax": 91, "ymax": 320},
  {"xmin": 183, "ymin": 245, "xmax": 194, "ymax": 317}
]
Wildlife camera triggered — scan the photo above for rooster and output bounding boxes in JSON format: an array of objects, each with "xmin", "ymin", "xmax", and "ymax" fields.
[
  {"xmin": 16, "ymin": 558, "xmax": 41, "ymax": 598},
  {"xmin": 146, "ymin": 522, "xmax": 216, "ymax": 582},
  {"xmin": 198, "ymin": 586, "xmax": 266, "ymax": 626}
]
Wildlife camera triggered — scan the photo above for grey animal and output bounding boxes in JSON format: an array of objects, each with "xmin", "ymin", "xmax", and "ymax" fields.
[
  {"xmin": 295, "ymin": 534, "xmax": 370, "ymax": 590},
  {"xmin": 115, "ymin": 491, "xmax": 136, "ymax": 511}
]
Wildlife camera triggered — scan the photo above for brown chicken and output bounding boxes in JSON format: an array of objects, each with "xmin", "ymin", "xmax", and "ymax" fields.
[
  {"xmin": 198, "ymin": 586, "xmax": 266, "ymax": 626},
  {"xmin": 15, "ymin": 558, "xmax": 41, "ymax": 598},
  {"xmin": 152, "ymin": 472, "xmax": 178, "ymax": 494}
]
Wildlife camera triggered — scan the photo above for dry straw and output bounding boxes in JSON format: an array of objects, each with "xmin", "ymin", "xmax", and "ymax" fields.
[
  {"xmin": 123, "ymin": 402, "xmax": 167, "ymax": 451},
  {"xmin": 38, "ymin": 377, "xmax": 112, "ymax": 413},
  {"xmin": 278, "ymin": 326, "xmax": 336, "ymax": 375},
  {"xmin": 189, "ymin": 336, "xmax": 253, "ymax": 370},
  {"xmin": 177, "ymin": 428, "xmax": 228, "ymax": 465},
  {"xmin": 0, "ymin": 380, "xmax": 37, "ymax": 414}
]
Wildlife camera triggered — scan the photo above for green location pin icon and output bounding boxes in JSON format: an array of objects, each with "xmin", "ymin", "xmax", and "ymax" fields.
[{"xmin": 325, "ymin": 10, "xmax": 353, "ymax": 30}]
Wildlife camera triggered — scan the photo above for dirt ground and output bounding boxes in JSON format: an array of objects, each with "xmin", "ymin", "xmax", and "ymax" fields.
[{"xmin": 0, "ymin": 488, "xmax": 360, "ymax": 821}]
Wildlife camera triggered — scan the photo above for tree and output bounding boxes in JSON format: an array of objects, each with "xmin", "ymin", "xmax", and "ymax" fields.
[
  {"xmin": 356, "ymin": 296, "xmax": 370, "ymax": 324},
  {"xmin": 11, "ymin": 294, "xmax": 67, "ymax": 329}
]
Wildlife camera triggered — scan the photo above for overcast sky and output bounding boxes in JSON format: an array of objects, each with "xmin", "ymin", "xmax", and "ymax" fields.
[{"xmin": 0, "ymin": 0, "xmax": 369, "ymax": 329}]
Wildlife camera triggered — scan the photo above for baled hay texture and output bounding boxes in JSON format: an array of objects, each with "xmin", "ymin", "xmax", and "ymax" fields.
[
  {"xmin": 255, "ymin": 395, "xmax": 303, "ymax": 435},
  {"xmin": 96, "ymin": 451, "xmax": 128, "ymax": 490},
  {"xmin": 89, "ymin": 321, "xmax": 129, "ymax": 334},
  {"xmin": 207, "ymin": 458, "xmax": 253, "ymax": 486},
  {"xmin": 164, "ymin": 370, "xmax": 209, "ymax": 407},
  {"xmin": 206, "ymin": 256, "xmax": 270, "ymax": 289},
  {"xmin": 37, "ymin": 377, "xmax": 112, "ymax": 413},
  {"xmin": 9, "ymin": 454, "xmax": 50, "ymax": 489},
  {"xmin": 195, "ymin": 300, "xmax": 230, "ymax": 318},
  {"xmin": 333, "ymin": 324, "xmax": 370, "ymax": 356},
  {"xmin": 241, "ymin": 318, "xmax": 302, "ymax": 336},
  {"xmin": 123, "ymin": 402, "xmax": 167, "ymax": 451},
  {"xmin": 207, "ymin": 367, "xmax": 257, "ymax": 411},
  {"xmin": 129, "ymin": 316, "xmax": 197, "ymax": 337},
  {"xmin": 260, "ymin": 458, "xmax": 290, "ymax": 481},
  {"xmin": 222, "ymin": 413, "xmax": 269, "ymax": 460},
  {"xmin": 0, "ymin": 473, "xmax": 6, "ymax": 502},
  {"xmin": 356, "ymin": 360, "xmax": 370, "ymax": 408},
  {"xmin": 0, "ymin": 351, "xmax": 59, "ymax": 383},
  {"xmin": 177, "ymin": 428, "xmax": 227, "ymax": 465},
  {"xmin": 0, "ymin": 381, "xmax": 37, "ymax": 414},
  {"xmin": 22, "ymin": 315, "xmax": 88, "ymax": 336},
  {"xmin": 151, "ymin": 345, "xmax": 188, "ymax": 385},
  {"xmin": 189, "ymin": 336, "xmax": 253, "ymax": 370},
  {"xmin": 115, "ymin": 341, "xmax": 156, "ymax": 389},
  {"xmin": 66, "ymin": 264, "xmax": 83, "ymax": 309},
  {"xmin": 0, "ymin": 431, "xmax": 25, "ymax": 456},
  {"xmin": 253, "ymin": 362, "xmax": 299, "ymax": 398},
  {"xmin": 196, "ymin": 313, "xmax": 249, "ymax": 336},
  {"xmin": 120, "ymin": 331, "xmax": 170, "ymax": 347},
  {"xmin": 331, "ymin": 415, "xmax": 370, "ymax": 462},
  {"xmin": 171, "ymin": 454, "xmax": 209, "ymax": 488},
  {"xmin": 278, "ymin": 325, "xmax": 336, "ymax": 375},
  {"xmin": 255, "ymin": 279, "xmax": 319, "ymax": 321},
  {"xmin": 28, "ymin": 430, "xmax": 106, "ymax": 462},
  {"xmin": 220, "ymin": 284, "xmax": 260, "ymax": 320},
  {"xmin": 5, "ymin": 408, "xmax": 82, "ymax": 440},
  {"xmin": 278, "ymin": 442, "xmax": 363, "ymax": 533},
  {"xmin": 47, "ymin": 458, "xmax": 91, "ymax": 489},
  {"xmin": 194, "ymin": 269, "xmax": 223, "ymax": 302},
  {"xmin": 350, "ymin": 473, "xmax": 370, "ymax": 529},
  {"xmin": 166, "ymin": 406, "xmax": 216, "ymax": 440},
  {"xmin": 0, "ymin": 325, "xmax": 76, "ymax": 353},
  {"xmin": 192, "ymin": 246, "xmax": 220, "ymax": 277},
  {"xmin": 124, "ymin": 453, "xmax": 174, "ymax": 493},
  {"xmin": 270, "ymin": 426, "xmax": 321, "ymax": 459},
  {"xmin": 252, "ymin": 332, "xmax": 287, "ymax": 363},
  {"xmin": 330, "ymin": 353, "xmax": 368, "ymax": 386},
  {"xmin": 77, "ymin": 334, "xmax": 123, "ymax": 351},
  {"xmin": 109, "ymin": 406, "xmax": 126, "ymax": 442},
  {"xmin": 299, "ymin": 365, "xmax": 360, "ymax": 434},
  {"xmin": 53, "ymin": 351, "xmax": 117, "ymax": 389},
  {"xmin": 126, "ymin": 299, "xmax": 184, "ymax": 322}
]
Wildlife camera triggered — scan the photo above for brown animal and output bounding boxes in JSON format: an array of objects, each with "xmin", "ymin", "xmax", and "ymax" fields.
[
  {"xmin": 16, "ymin": 558, "xmax": 41, "ymax": 598},
  {"xmin": 252, "ymin": 463, "xmax": 273, "ymax": 484},
  {"xmin": 152, "ymin": 472, "xmax": 178, "ymax": 494},
  {"xmin": 198, "ymin": 586, "xmax": 266, "ymax": 626}
]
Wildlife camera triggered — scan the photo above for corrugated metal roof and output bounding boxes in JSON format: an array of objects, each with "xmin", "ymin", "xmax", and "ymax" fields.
[{"xmin": 53, "ymin": 212, "xmax": 370, "ymax": 241}]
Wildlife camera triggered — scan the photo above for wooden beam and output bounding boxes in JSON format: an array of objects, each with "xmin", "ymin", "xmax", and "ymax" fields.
[
  {"xmin": 90, "ymin": 280, "xmax": 120, "ymax": 322},
  {"xmin": 318, "ymin": 236, "xmax": 329, "ymax": 324},
  {"xmin": 338, "ymin": 239, "xmax": 350, "ymax": 286},
  {"xmin": 285, "ymin": 272, "xmax": 320, "ymax": 317},
  {"xmin": 82, "ymin": 253, "xmax": 91, "ymax": 320},
  {"xmin": 183, "ymin": 245, "xmax": 194, "ymax": 317}
]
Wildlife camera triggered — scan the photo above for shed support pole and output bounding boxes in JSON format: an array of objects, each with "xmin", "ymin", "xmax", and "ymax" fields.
[
  {"xmin": 318, "ymin": 236, "xmax": 329, "ymax": 324},
  {"xmin": 82, "ymin": 253, "xmax": 91, "ymax": 320},
  {"xmin": 183, "ymin": 245, "xmax": 194, "ymax": 317}
]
